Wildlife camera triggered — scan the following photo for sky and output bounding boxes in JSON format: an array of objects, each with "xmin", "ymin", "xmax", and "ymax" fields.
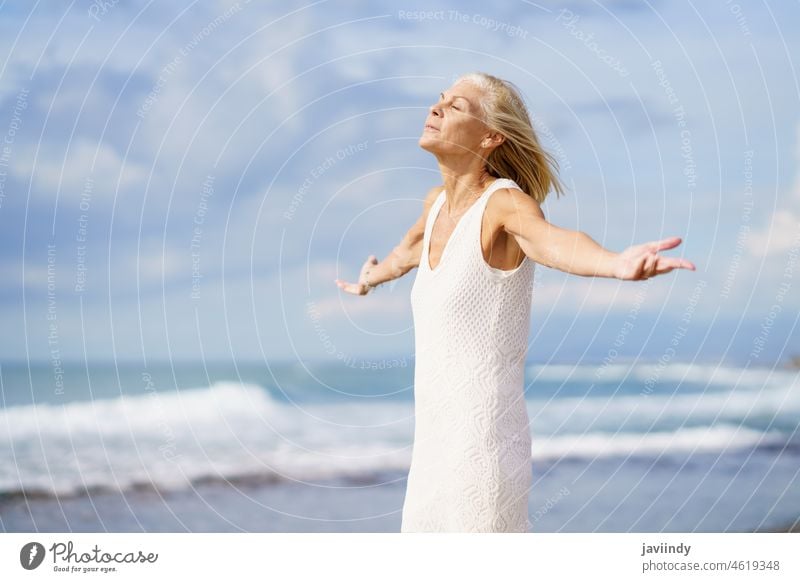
[{"xmin": 0, "ymin": 0, "xmax": 798, "ymax": 366}]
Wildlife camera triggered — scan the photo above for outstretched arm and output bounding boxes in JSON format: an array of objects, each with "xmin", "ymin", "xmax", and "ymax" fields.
[
  {"xmin": 495, "ymin": 187, "xmax": 696, "ymax": 280},
  {"xmin": 335, "ymin": 185, "xmax": 443, "ymax": 295}
]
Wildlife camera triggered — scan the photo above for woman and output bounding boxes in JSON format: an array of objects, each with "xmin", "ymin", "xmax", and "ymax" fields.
[{"xmin": 334, "ymin": 72, "xmax": 696, "ymax": 532}]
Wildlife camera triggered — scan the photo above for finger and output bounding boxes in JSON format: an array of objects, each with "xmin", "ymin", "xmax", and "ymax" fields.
[
  {"xmin": 630, "ymin": 254, "xmax": 649, "ymax": 280},
  {"xmin": 643, "ymin": 252, "xmax": 658, "ymax": 278},
  {"xmin": 671, "ymin": 259, "xmax": 697, "ymax": 271},
  {"xmin": 335, "ymin": 279, "xmax": 355, "ymax": 292},
  {"xmin": 650, "ymin": 236, "xmax": 682, "ymax": 252},
  {"xmin": 656, "ymin": 257, "xmax": 695, "ymax": 272}
]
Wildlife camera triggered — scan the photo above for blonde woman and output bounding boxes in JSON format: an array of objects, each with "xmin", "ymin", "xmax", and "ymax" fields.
[{"xmin": 334, "ymin": 72, "xmax": 696, "ymax": 532}]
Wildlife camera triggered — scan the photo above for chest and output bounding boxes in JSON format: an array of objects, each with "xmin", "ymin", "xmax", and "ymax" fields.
[{"xmin": 428, "ymin": 209, "xmax": 524, "ymax": 272}]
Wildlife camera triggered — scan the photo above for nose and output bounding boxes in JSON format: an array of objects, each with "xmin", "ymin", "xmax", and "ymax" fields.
[{"xmin": 429, "ymin": 101, "xmax": 443, "ymax": 117}]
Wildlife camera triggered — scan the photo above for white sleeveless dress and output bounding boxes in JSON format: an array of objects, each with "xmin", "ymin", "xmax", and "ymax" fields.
[{"xmin": 401, "ymin": 178, "xmax": 535, "ymax": 533}]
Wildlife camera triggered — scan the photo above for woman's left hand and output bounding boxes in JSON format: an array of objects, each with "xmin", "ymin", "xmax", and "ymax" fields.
[{"xmin": 612, "ymin": 236, "xmax": 696, "ymax": 281}]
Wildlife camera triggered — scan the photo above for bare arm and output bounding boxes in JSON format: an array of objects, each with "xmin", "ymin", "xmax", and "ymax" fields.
[
  {"xmin": 334, "ymin": 185, "xmax": 442, "ymax": 295},
  {"xmin": 495, "ymin": 187, "xmax": 696, "ymax": 279}
]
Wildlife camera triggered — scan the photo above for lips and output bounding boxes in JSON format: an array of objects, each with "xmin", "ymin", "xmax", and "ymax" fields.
[{"xmin": 424, "ymin": 123, "xmax": 439, "ymax": 132}]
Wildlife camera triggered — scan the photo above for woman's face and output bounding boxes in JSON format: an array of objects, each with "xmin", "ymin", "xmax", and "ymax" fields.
[{"xmin": 419, "ymin": 79, "xmax": 490, "ymax": 156}]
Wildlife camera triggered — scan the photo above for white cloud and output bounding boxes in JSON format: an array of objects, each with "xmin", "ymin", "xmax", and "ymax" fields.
[
  {"xmin": 13, "ymin": 138, "xmax": 147, "ymax": 203},
  {"xmin": 310, "ymin": 284, "xmax": 410, "ymax": 319},
  {"xmin": 746, "ymin": 208, "xmax": 800, "ymax": 258},
  {"xmin": 137, "ymin": 245, "xmax": 185, "ymax": 284},
  {"xmin": 2, "ymin": 1, "xmax": 800, "ymax": 360},
  {"xmin": 746, "ymin": 122, "xmax": 800, "ymax": 258},
  {"xmin": 531, "ymin": 271, "xmax": 668, "ymax": 311}
]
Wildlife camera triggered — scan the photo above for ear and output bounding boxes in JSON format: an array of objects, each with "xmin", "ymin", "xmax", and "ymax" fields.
[{"xmin": 481, "ymin": 132, "xmax": 505, "ymax": 150}]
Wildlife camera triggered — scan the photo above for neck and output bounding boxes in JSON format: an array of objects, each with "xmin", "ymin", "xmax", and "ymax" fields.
[{"xmin": 436, "ymin": 152, "xmax": 495, "ymax": 212}]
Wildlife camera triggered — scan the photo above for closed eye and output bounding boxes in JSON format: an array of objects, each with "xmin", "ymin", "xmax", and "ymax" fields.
[{"xmin": 439, "ymin": 91, "xmax": 467, "ymax": 111}]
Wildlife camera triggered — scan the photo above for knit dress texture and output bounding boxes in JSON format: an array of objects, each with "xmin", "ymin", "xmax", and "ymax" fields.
[{"xmin": 400, "ymin": 178, "xmax": 536, "ymax": 533}]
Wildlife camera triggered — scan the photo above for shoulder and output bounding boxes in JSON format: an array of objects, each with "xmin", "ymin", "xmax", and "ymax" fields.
[
  {"xmin": 488, "ymin": 185, "xmax": 546, "ymax": 224},
  {"xmin": 408, "ymin": 184, "xmax": 443, "ymax": 234}
]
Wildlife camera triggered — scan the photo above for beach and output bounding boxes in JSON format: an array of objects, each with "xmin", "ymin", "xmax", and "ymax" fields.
[
  {"xmin": 3, "ymin": 446, "xmax": 799, "ymax": 533},
  {"xmin": 2, "ymin": 360, "xmax": 799, "ymax": 533}
]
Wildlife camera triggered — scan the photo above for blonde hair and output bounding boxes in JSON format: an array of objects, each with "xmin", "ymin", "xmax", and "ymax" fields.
[{"xmin": 457, "ymin": 71, "xmax": 567, "ymax": 203}]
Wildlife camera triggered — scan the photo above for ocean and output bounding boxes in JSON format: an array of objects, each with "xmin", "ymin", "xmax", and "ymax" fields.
[{"xmin": 1, "ymin": 360, "xmax": 798, "ymax": 532}]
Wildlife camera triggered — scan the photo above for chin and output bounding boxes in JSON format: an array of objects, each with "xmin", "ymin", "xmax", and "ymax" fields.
[{"xmin": 418, "ymin": 135, "xmax": 441, "ymax": 152}]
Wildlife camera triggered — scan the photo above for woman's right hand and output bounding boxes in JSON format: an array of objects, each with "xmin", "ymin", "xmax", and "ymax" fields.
[{"xmin": 334, "ymin": 255, "xmax": 379, "ymax": 296}]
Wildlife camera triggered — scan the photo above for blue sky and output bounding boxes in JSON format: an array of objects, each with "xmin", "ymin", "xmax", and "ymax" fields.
[{"xmin": 0, "ymin": 0, "xmax": 798, "ymax": 365}]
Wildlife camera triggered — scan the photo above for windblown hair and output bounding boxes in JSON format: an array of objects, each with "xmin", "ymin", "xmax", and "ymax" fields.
[{"xmin": 457, "ymin": 72, "xmax": 567, "ymax": 203}]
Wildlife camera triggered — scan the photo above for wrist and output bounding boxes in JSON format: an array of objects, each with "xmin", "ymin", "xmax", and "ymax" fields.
[
  {"xmin": 605, "ymin": 253, "xmax": 621, "ymax": 279},
  {"xmin": 364, "ymin": 267, "xmax": 379, "ymax": 293}
]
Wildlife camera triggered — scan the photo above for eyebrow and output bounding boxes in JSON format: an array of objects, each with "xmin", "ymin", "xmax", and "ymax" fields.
[{"xmin": 440, "ymin": 91, "xmax": 470, "ymax": 105}]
